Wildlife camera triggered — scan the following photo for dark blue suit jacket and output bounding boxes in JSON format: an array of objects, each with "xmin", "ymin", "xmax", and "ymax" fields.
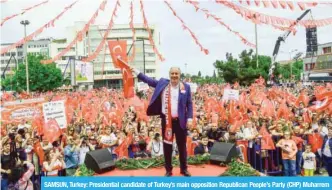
[{"xmin": 137, "ymin": 73, "xmax": 193, "ymax": 130}]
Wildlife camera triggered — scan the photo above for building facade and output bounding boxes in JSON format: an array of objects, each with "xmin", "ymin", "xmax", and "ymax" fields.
[
  {"xmin": 53, "ymin": 22, "xmax": 160, "ymax": 89},
  {"xmin": 1, "ymin": 22, "xmax": 160, "ymax": 90},
  {"xmin": 303, "ymin": 42, "xmax": 332, "ymax": 81},
  {"xmin": 1, "ymin": 39, "xmax": 51, "ymax": 77}
]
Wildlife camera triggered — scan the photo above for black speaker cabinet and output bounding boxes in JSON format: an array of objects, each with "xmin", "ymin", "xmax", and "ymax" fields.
[
  {"xmin": 306, "ymin": 27, "xmax": 318, "ymax": 53},
  {"xmin": 84, "ymin": 148, "xmax": 115, "ymax": 174},
  {"xmin": 210, "ymin": 142, "xmax": 238, "ymax": 164}
]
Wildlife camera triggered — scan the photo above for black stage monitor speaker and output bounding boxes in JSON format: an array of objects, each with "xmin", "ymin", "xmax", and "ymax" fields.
[
  {"xmin": 210, "ymin": 142, "xmax": 238, "ymax": 164},
  {"xmin": 84, "ymin": 148, "xmax": 115, "ymax": 174}
]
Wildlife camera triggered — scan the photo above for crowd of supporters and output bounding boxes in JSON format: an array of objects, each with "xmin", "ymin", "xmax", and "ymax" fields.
[{"xmin": 1, "ymin": 80, "xmax": 332, "ymax": 189}]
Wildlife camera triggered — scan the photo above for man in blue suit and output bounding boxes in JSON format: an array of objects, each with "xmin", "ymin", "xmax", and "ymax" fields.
[
  {"xmin": 322, "ymin": 127, "xmax": 332, "ymax": 176},
  {"xmin": 131, "ymin": 67, "xmax": 193, "ymax": 177}
]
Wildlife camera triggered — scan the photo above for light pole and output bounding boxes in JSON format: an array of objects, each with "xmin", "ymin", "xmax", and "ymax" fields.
[
  {"xmin": 185, "ymin": 63, "xmax": 187, "ymax": 76},
  {"xmin": 20, "ymin": 20, "xmax": 30, "ymax": 93},
  {"xmin": 127, "ymin": 39, "xmax": 146, "ymax": 74},
  {"xmin": 254, "ymin": 14, "xmax": 259, "ymax": 68}
]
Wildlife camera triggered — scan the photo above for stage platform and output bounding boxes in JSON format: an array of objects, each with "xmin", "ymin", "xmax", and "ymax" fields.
[{"xmin": 96, "ymin": 164, "xmax": 227, "ymax": 177}]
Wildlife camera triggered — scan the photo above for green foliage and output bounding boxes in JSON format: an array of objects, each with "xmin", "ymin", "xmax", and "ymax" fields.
[
  {"xmin": 214, "ymin": 50, "xmax": 270, "ymax": 85},
  {"xmin": 75, "ymin": 164, "xmax": 95, "ymax": 176},
  {"xmin": 115, "ymin": 154, "xmax": 210, "ymax": 170},
  {"xmin": 76, "ymin": 74, "xmax": 88, "ymax": 81},
  {"xmin": 220, "ymin": 159, "xmax": 260, "ymax": 176},
  {"xmin": 2, "ymin": 55, "xmax": 64, "ymax": 92},
  {"xmin": 214, "ymin": 49, "xmax": 303, "ymax": 85},
  {"xmin": 274, "ymin": 60, "xmax": 303, "ymax": 81},
  {"xmin": 63, "ymin": 77, "xmax": 71, "ymax": 86}
]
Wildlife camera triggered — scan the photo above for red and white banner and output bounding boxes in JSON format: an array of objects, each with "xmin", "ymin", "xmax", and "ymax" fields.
[
  {"xmin": 139, "ymin": 0, "xmax": 165, "ymax": 61},
  {"xmin": 1, "ymin": 0, "xmax": 79, "ymax": 55},
  {"xmin": 187, "ymin": 0, "xmax": 256, "ymax": 48},
  {"xmin": 1, "ymin": 98, "xmax": 46, "ymax": 123},
  {"xmin": 128, "ymin": 1, "xmax": 136, "ymax": 62},
  {"xmin": 234, "ymin": 0, "xmax": 332, "ymax": 11},
  {"xmin": 82, "ymin": 0, "xmax": 121, "ymax": 62},
  {"xmin": 164, "ymin": 0, "xmax": 209, "ymax": 55},
  {"xmin": 41, "ymin": 0, "xmax": 107, "ymax": 64},
  {"xmin": 216, "ymin": 0, "xmax": 332, "ymax": 28},
  {"xmin": 1, "ymin": 1, "xmax": 49, "ymax": 27}
]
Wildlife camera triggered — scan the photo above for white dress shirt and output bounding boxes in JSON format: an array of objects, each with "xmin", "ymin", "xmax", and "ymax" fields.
[
  {"xmin": 323, "ymin": 138, "xmax": 332, "ymax": 157},
  {"xmin": 134, "ymin": 69, "xmax": 192, "ymax": 122}
]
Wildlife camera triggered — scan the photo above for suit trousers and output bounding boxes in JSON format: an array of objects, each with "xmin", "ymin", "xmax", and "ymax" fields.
[
  {"xmin": 161, "ymin": 116, "xmax": 187, "ymax": 172},
  {"xmin": 322, "ymin": 155, "xmax": 332, "ymax": 176}
]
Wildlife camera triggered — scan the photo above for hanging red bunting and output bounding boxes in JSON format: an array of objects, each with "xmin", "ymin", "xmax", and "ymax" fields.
[
  {"xmin": 237, "ymin": 0, "xmax": 320, "ymax": 10},
  {"xmin": 1, "ymin": 0, "xmax": 79, "ymax": 55},
  {"xmin": 164, "ymin": 1, "xmax": 209, "ymax": 55},
  {"xmin": 139, "ymin": 0, "xmax": 165, "ymax": 61},
  {"xmin": 216, "ymin": 0, "xmax": 332, "ymax": 28},
  {"xmin": 128, "ymin": 1, "xmax": 136, "ymax": 62},
  {"xmin": 82, "ymin": 0, "xmax": 121, "ymax": 62},
  {"xmin": 272, "ymin": 24, "xmax": 297, "ymax": 35},
  {"xmin": 187, "ymin": 0, "xmax": 256, "ymax": 48},
  {"xmin": 41, "ymin": 0, "xmax": 107, "ymax": 64}
]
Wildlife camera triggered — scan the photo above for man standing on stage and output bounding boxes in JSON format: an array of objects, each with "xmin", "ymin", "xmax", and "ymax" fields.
[
  {"xmin": 322, "ymin": 127, "xmax": 332, "ymax": 176},
  {"xmin": 131, "ymin": 66, "xmax": 193, "ymax": 177}
]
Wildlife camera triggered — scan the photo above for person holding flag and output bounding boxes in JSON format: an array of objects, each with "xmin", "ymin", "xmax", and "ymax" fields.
[
  {"xmin": 107, "ymin": 40, "xmax": 193, "ymax": 176},
  {"xmin": 130, "ymin": 66, "xmax": 193, "ymax": 177}
]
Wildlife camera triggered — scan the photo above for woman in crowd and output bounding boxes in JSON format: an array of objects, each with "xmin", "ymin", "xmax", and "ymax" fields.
[
  {"xmin": 43, "ymin": 149, "xmax": 65, "ymax": 176},
  {"xmin": 98, "ymin": 127, "xmax": 118, "ymax": 149},
  {"xmin": 10, "ymin": 160, "xmax": 35, "ymax": 190},
  {"xmin": 1, "ymin": 142, "xmax": 11, "ymax": 190}
]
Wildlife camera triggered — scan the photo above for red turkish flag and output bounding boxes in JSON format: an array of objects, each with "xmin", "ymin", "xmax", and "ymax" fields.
[
  {"xmin": 43, "ymin": 119, "xmax": 62, "ymax": 143},
  {"xmin": 108, "ymin": 40, "xmax": 134, "ymax": 98},
  {"xmin": 34, "ymin": 141, "xmax": 45, "ymax": 165},
  {"xmin": 32, "ymin": 116, "xmax": 44, "ymax": 136},
  {"xmin": 236, "ymin": 140, "xmax": 248, "ymax": 163},
  {"xmin": 114, "ymin": 133, "xmax": 133, "ymax": 159}
]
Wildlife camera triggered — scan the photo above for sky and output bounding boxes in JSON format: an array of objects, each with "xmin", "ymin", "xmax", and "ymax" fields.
[{"xmin": 1, "ymin": 0, "xmax": 332, "ymax": 78}]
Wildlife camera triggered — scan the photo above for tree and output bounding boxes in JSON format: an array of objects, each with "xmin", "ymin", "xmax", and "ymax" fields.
[
  {"xmin": 180, "ymin": 73, "xmax": 185, "ymax": 80},
  {"xmin": 198, "ymin": 71, "xmax": 202, "ymax": 77},
  {"xmin": 2, "ymin": 55, "xmax": 64, "ymax": 92},
  {"xmin": 275, "ymin": 60, "xmax": 303, "ymax": 81},
  {"xmin": 214, "ymin": 49, "xmax": 302, "ymax": 85}
]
